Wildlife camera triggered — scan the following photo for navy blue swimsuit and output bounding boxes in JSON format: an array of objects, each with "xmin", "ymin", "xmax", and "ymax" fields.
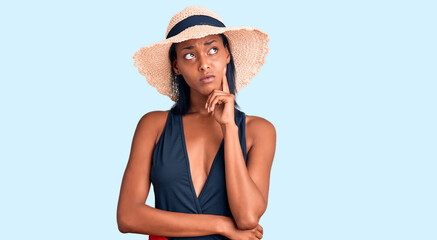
[{"xmin": 150, "ymin": 107, "xmax": 248, "ymax": 239}]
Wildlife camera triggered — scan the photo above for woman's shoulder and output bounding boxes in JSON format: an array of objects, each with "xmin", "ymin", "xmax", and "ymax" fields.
[
  {"xmin": 138, "ymin": 110, "xmax": 171, "ymax": 145},
  {"xmin": 139, "ymin": 110, "xmax": 170, "ymax": 125},
  {"xmin": 244, "ymin": 113, "xmax": 276, "ymax": 154},
  {"xmin": 245, "ymin": 114, "xmax": 275, "ymax": 129},
  {"xmin": 244, "ymin": 114, "xmax": 276, "ymax": 140},
  {"xmin": 142, "ymin": 109, "xmax": 170, "ymax": 119}
]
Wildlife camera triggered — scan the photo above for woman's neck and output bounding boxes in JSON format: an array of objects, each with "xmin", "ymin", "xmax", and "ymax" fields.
[{"xmin": 187, "ymin": 90, "xmax": 210, "ymax": 115}]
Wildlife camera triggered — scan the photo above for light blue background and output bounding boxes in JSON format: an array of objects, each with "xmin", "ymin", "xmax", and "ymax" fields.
[{"xmin": 1, "ymin": 0, "xmax": 436, "ymax": 239}]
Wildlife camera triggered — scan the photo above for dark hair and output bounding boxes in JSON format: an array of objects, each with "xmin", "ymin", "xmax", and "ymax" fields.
[{"xmin": 168, "ymin": 33, "xmax": 240, "ymax": 115}]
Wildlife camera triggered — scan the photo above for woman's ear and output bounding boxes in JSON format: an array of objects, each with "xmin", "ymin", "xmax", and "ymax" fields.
[
  {"xmin": 225, "ymin": 46, "xmax": 230, "ymax": 64},
  {"xmin": 172, "ymin": 60, "xmax": 180, "ymax": 75}
]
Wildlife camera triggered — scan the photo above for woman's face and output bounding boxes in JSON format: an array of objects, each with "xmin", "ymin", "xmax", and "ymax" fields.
[{"xmin": 173, "ymin": 34, "xmax": 230, "ymax": 97}]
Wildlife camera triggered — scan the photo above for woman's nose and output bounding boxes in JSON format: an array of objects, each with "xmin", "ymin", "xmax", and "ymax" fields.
[{"xmin": 198, "ymin": 54, "xmax": 210, "ymax": 71}]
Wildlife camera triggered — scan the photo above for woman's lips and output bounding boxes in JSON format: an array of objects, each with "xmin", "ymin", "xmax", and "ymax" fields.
[{"xmin": 200, "ymin": 75, "xmax": 215, "ymax": 83}]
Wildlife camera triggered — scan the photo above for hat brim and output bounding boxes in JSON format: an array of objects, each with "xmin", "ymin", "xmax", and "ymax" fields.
[{"xmin": 133, "ymin": 25, "xmax": 269, "ymax": 102}]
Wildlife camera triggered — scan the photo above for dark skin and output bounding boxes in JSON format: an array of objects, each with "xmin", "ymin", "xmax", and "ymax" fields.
[{"xmin": 117, "ymin": 34, "xmax": 276, "ymax": 239}]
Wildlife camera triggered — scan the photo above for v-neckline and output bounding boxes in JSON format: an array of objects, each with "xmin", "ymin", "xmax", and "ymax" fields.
[{"xmin": 179, "ymin": 113, "xmax": 224, "ymax": 200}]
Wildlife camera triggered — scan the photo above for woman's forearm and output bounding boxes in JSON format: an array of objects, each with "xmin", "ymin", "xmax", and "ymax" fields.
[
  {"xmin": 118, "ymin": 204, "xmax": 231, "ymax": 237},
  {"xmin": 221, "ymin": 123, "xmax": 266, "ymax": 230}
]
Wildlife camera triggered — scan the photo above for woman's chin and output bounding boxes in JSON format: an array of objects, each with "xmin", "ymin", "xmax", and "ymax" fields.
[
  {"xmin": 200, "ymin": 85, "xmax": 218, "ymax": 94},
  {"xmin": 191, "ymin": 84, "xmax": 220, "ymax": 97}
]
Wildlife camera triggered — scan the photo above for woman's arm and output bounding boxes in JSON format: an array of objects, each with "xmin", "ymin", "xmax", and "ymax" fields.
[
  {"xmin": 117, "ymin": 111, "xmax": 230, "ymax": 237},
  {"xmin": 220, "ymin": 116, "xmax": 276, "ymax": 230},
  {"xmin": 119, "ymin": 204, "xmax": 231, "ymax": 237}
]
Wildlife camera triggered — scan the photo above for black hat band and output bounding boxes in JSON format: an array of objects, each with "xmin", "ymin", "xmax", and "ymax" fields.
[{"xmin": 166, "ymin": 15, "xmax": 226, "ymax": 39}]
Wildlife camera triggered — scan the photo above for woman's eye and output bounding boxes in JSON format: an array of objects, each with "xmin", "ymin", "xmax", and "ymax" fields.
[
  {"xmin": 184, "ymin": 48, "xmax": 217, "ymax": 60},
  {"xmin": 209, "ymin": 47, "xmax": 218, "ymax": 54},
  {"xmin": 184, "ymin": 53, "xmax": 195, "ymax": 60}
]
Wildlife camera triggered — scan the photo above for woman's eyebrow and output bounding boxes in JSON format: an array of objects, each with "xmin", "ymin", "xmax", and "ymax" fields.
[{"xmin": 182, "ymin": 40, "xmax": 217, "ymax": 50}]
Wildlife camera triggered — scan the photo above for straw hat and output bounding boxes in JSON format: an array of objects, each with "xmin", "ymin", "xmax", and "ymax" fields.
[{"xmin": 133, "ymin": 6, "xmax": 270, "ymax": 102}]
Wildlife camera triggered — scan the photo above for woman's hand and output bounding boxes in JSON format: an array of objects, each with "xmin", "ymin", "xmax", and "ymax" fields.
[
  {"xmin": 205, "ymin": 67, "xmax": 235, "ymax": 126},
  {"xmin": 220, "ymin": 217, "xmax": 263, "ymax": 240},
  {"xmin": 228, "ymin": 224, "xmax": 264, "ymax": 240}
]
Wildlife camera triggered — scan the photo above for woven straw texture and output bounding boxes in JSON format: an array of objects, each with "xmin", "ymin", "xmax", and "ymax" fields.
[{"xmin": 133, "ymin": 6, "xmax": 269, "ymax": 102}]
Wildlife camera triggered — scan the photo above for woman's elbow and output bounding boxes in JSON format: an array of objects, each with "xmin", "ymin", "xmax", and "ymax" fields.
[
  {"xmin": 117, "ymin": 216, "xmax": 130, "ymax": 233},
  {"xmin": 235, "ymin": 215, "xmax": 259, "ymax": 230},
  {"xmin": 118, "ymin": 224, "xmax": 129, "ymax": 234},
  {"xmin": 117, "ymin": 210, "xmax": 133, "ymax": 233}
]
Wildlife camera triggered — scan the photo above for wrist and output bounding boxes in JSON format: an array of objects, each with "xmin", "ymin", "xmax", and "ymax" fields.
[
  {"xmin": 216, "ymin": 216, "xmax": 235, "ymax": 238},
  {"xmin": 220, "ymin": 122, "xmax": 238, "ymax": 135}
]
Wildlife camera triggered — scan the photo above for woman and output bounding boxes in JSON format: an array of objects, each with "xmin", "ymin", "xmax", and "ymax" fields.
[{"xmin": 117, "ymin": 6, "xmax": 276, "ymax": 240}]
